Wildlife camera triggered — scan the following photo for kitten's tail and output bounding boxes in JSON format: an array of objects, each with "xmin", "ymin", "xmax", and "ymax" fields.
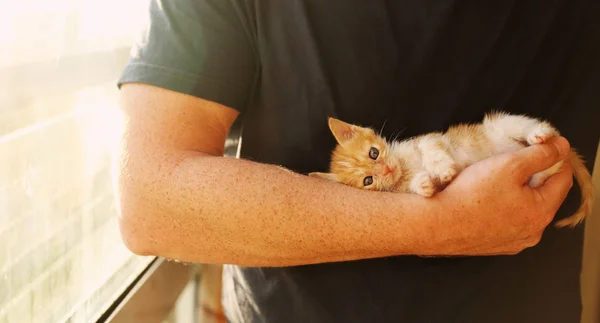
[{"xmin": 554, "ymin": 150, "xmax": 595, "ymax": 228}]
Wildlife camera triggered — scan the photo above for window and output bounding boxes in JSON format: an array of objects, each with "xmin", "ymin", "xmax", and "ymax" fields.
[{"xmin": 0, "ymin": 1, "xmax": 154, "ymax": 321}]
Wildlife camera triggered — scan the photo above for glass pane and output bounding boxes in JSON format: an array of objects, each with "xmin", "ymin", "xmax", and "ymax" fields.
[{"xmin": 0, "ymin": 1, "xmax": 153, "ymax": 322}]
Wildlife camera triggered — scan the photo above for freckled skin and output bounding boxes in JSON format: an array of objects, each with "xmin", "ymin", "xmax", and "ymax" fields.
[{"xmin": 311, "ymin": 112, "xmax": 593, "ymax": 228}]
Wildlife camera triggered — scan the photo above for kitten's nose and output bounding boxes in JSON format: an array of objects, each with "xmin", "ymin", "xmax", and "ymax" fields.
[{"xmin": 382, "ymin": 165, "xmax": 394, "ymax": 175}]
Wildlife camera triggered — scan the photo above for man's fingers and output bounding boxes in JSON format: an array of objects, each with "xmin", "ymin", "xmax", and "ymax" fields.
[
  {"xmin": 508, "ymin": 136, "xmax": 570, "ymax": 183},
  {"xmin": 535, "ymin": 163, "xmax": 574, "ymax": 215}
]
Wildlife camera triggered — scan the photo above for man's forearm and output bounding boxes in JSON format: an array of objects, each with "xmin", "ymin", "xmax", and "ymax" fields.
[{"xmin": 118, "ymin": 152, "xmax": 442, "ymax": 267}]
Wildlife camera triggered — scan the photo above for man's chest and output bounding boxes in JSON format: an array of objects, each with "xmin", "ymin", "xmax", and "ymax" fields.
[{"xmin": 251, "ymin": 1, "xmax": 568, "ymax": 126}]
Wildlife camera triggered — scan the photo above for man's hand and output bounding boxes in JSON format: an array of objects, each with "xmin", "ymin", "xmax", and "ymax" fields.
[{"xmin": 433, "ymin": 136, "xmax": 573, "ymax": 256}]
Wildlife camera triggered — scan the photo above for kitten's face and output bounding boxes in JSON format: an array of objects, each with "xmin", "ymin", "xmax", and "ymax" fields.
[{"xmin": 310, "ymin": 118, "xmax": 405, "ymax": 191}]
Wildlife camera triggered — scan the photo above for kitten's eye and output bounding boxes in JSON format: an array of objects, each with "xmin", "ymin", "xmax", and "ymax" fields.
[
  {"xmin": 369, "ymin": 147, "xmax": 379, "ymax": 160},
  {"xmin": 363, "ymin": 176, "xmax": 374, "ymax": 186}
]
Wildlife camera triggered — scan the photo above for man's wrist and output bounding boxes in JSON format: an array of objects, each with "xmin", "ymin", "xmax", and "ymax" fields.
[{"xmin": 383, "ymin": 194, "xmax": 450, "ymax": 257}]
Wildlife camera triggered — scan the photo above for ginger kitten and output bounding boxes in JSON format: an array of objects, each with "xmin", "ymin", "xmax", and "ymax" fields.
[{"xmin": 309, "ymin": 111, "xmax": 594, "ymax": 228}]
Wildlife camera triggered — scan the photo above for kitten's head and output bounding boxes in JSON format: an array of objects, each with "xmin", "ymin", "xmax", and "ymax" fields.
[{"xmin": 309, "ymin": 117, "xmax": 405, "ymax": 191}]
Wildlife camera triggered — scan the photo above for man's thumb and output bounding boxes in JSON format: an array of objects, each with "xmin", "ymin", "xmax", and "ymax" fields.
[{"xmin": 508, "ymin": 136, "xmax": 570, "ymax": 183}]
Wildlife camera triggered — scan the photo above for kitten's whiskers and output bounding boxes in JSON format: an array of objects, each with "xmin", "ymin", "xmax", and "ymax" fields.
[
  {"xmin": 379, "ymin": 119, "xmax": 388, "ymax": 137},
  {"xmin": 391, "ymin": 127, "xmax": 407, "ymax": 142}
]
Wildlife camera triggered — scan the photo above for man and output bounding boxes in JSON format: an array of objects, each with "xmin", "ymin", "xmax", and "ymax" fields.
[{"xmin": 116, "ymin": 1, "xmax": 599, "ymax": 322}]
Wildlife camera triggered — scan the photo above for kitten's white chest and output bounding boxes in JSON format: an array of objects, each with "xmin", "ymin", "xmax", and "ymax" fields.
[{"xmin": 390, "ymin": 142, "xmax": 425, "ymax": 172}]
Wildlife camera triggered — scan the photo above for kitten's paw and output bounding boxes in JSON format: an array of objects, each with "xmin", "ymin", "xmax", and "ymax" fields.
[
  {"xmin": 527, "ymin": 124, "xmax": 558, "ymax": 145},
  {"xmin": 422, "ymin": 155, "xmax": 457, "ymax": 186},
  {"xmin": 412, "ymin": 172, "xmax": 438, "ymax": 197},
  {"xmin": 436, "ymin": 164, "xmax": 458, "ymax": 186},
  {"xmin": 528, "ymin": 174, "xmax": 547, "ymax": 188},
  {"xmin": 528, "ymin": 162, "xmax": 563, "ymax": 188}
]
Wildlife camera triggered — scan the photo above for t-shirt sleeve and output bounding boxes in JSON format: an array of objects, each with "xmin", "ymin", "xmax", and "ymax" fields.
[{"xmin": 117, "ymin": 0, "xmax": 258, "ymax": 112}]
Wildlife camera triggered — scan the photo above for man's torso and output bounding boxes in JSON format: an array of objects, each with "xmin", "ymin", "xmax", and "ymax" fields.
[{"xmin": 222, "ymin": 1, "xmax": 600, "ymax": 322}]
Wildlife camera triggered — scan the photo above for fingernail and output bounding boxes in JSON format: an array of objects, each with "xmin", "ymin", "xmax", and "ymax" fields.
[{"xmin": 553, "ymin": 137, "xmax": 568, "ymax": 157}]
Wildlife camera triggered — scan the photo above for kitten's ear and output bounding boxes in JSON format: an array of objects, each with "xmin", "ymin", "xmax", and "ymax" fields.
[
  {"xmin": 308, "ymin": 172, "xmax": 340, "ymax": 182},
  {"xmin": 328, "ymin": 117, "xmax": 357, "ymax": 145}
]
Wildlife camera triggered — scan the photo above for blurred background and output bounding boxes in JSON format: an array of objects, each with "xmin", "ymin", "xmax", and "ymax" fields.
[
  {"xmin": 0, "ymin": 0, "xmax": 215, "ymax": 322},
  {"xmin": 0, "ymin": 0, "xmax": 156, "ymax": 321},
  {"xmin": 0, "ymin": 0, "xmax": 598, "ymax": 322}
]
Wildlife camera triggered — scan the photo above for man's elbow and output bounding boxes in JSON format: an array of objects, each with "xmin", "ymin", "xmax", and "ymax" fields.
[
  {"xmin": 117, "ymin": 198, "xmax": 157, "ymax": 256},
  {"xmin": 114, "ymin": 154, "xmax": 161, "ymax": 256}
]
